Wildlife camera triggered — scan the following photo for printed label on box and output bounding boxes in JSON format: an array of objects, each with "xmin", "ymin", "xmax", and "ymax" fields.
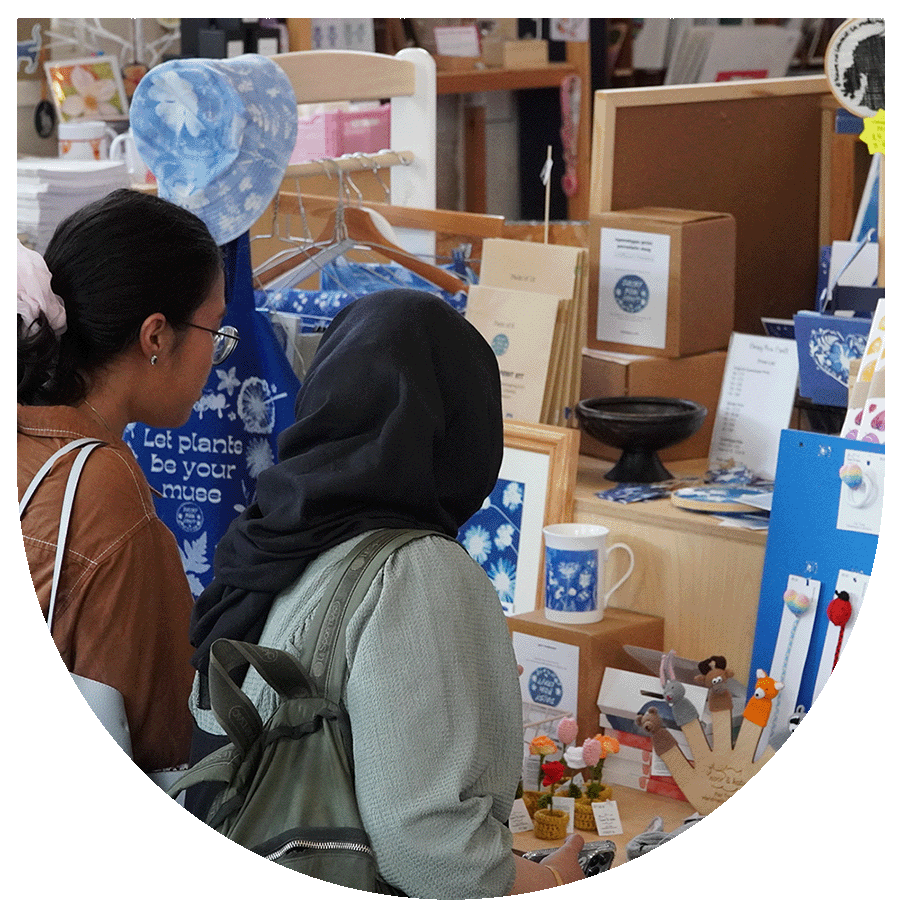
[{"xmin": 596, "ymin": 228, "xmax": 670, "ymax": 349}]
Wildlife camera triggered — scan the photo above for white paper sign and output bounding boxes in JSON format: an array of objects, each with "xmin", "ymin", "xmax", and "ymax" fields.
[
  {"xmin": 596, "ymin": 227, "xmax": 671, "ymax": 349},
  {"xmin": 507, "ymin": 798, "xmax": 534, "ymax": 834},
  {"xmin": 707, "ymin": 333, "xmax": 799, "ymax": 480},
  {"xmin": 513, "ymin": 632, "xmax": 580, "ymax": 715},
  {"xmin": 433, "ymin": 25, "xmax": 481, "ymax": 57},
  {"xmin": 591, "ymin": 800, "xmax": 623, "ymax": 835}
]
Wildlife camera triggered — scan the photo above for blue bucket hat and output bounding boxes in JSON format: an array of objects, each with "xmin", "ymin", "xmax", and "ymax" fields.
[{"xmin": 130, "ymin": 54, "xmax": 297, "ymax": 246}]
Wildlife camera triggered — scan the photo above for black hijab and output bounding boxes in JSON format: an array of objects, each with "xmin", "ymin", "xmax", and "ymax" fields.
[{"xmin": 190, "ymin": 288, "xmax": 504, "ymax": 674}]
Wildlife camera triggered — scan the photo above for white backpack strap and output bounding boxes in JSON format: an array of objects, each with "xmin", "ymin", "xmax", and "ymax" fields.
[{"xmin": 19, "ymin": 438, "xmax": 105, "ymax": 631}]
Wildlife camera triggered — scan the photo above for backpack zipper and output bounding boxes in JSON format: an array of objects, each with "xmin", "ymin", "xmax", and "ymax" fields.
[{"xmin": 264, "ymin": 837, "xmax": 375, "ymax": 862}]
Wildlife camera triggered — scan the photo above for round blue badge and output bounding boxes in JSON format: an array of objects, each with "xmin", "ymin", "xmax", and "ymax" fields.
[
  {"xmin": 528, "ymin": 666, "xmax": 564, "ymax": 707},
  {"xmin": 491, "ymin": 334, "xmax": 510, "ymax": 356},
  {"xmin": 176, "ymin": 502, "xmax": 204, "ymax": 533},
  {"xmin": 614, "ymin": 274, "xmax": 650, "ymax": 313}
]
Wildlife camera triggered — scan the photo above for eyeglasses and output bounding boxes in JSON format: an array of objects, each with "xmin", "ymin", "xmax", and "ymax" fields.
[{"xmin": 185, "ymin": 323, "xmax": 239, "ymax": 365}]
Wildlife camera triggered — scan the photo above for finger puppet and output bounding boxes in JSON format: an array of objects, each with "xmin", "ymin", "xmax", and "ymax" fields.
[
  {"xmin": 771, "ymin": 703, "xmax": 806, "ymax": 751},
  {"xmin": 660, "ymin": 650, "xmax": 700, "ymax": 727},
  {"xmin": 635, "ymin": 657, "xmax": 783, "ymax": 816},
  {"xmin": 659, "ymin": 650, "xmax": 708, "ymax": 760},
  {"xmin": 695, "ymin": 655, "xmax": 733, "ymax": 692},
  {"xmin": 694, "ymin": 656, "xmax": 734, "ymax": 713}
]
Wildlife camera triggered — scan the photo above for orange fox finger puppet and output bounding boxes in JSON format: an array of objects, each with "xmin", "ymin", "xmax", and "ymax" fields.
[{"xmin": 742, "ymin": 669, "xmax": 783, "ymax": 727}]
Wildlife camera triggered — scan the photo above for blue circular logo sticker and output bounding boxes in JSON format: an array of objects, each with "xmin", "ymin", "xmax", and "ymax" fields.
[
  {"xmin": 614, "ymin": 274, "xmax": 650, "ymax": 313},
  {"xmin": 528, "ymin": 666, "xmax": 564, "ymax": 707},
  {"xmin": 491, "ymin": 333, "xmax": 510, "ymax": 356},
  {"xmin": 175, "ymin": 502, "xmax": 204, "ymax": 533}
]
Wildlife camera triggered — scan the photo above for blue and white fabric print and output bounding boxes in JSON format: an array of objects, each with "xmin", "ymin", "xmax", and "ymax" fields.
[
  {"xmin": 130, "ymin": 54, "xmax": 297, "ymax": 246},
  {"xmin": 458, "ymin": 477, "xmax": 525, "ymax": 615},
  {"xmin": 321, "ymin": 257, "xmax": 469, "ymax": 314},
  {"xmin": 544, "ymin": 547, "xmax": 598, "ymax": 614},
  {"xmin": 126, "ymin": 233, "xmax": 300, "ymax": 598}
]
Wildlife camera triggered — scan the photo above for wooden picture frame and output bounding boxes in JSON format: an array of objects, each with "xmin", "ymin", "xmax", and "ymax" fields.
[
  {"xmin": 588, "ymin": 75, "xmax": 830, "ymax": 334},
  {"xmin": 457, "ymin": 420, "xmax": 580, "ymax": 615},
  {"xmin": 44, "ymin": 56, "xmax": 130, "ymax": 123}
]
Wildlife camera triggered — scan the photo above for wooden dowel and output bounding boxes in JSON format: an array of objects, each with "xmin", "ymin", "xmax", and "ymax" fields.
[{"xmin": 283, "ymin": 149, "xmax": 414, "ymax": 180}]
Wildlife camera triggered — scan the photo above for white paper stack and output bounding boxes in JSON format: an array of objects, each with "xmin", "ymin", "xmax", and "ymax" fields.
[{"xmin": 17, "ymin": 157, "xmax": 130, "ymax": 253}]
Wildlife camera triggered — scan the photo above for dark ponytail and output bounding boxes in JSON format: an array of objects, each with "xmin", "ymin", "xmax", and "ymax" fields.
[{"xmin": 18, "ymin": 188, "xmax": 222, "ymax": 406}]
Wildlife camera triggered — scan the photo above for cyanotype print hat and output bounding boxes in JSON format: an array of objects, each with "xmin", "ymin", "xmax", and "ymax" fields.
[{"xmin": 130, "ymin": 54, "xmax": 297, "ymax": 245}]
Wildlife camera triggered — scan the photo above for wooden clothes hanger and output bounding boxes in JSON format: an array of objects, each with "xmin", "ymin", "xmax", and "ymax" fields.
[
  {"xmin": 258, "ymin": 170, "xmax": 468, "ymax": 296},
  {"xmin": 322, "ymin": 205, "xmax": 468, "ymax": 296}
]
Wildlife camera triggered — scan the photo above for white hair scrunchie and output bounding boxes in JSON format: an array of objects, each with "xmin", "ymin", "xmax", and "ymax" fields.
[{"xmin": 17, "ymin": 239, "xmax": 66, "ymax": 336}]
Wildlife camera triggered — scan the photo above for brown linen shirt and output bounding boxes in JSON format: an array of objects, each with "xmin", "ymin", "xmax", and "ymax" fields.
[{"xmin": 17, "ymin": 403, "xmax": 195, "ymax": 773}]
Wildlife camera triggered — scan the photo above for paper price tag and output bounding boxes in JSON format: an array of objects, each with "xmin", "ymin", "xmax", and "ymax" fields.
[
  {"xmin": 591, "ymin": 800, "xmax": 623, "ymax": 836},
  {"xmin": 508, "ymin": 798, "xmax": 533, "ymax": 834}
]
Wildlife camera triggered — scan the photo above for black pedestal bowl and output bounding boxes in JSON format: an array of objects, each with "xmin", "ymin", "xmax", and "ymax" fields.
[{"xmin": 575, "ymin": 396, "xmax": 708, "ymax": 483}]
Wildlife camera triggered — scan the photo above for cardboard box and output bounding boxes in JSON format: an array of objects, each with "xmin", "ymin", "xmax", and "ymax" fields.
[
  {"xmin": 508, "ymin": 608, "xmax": 664, "ymax": 746},
  {"xmin": 578, "ymin": 348, "xmax": 727, "ymax": 461},
  {"xmin": 482, "ymin": 38, "xmax": 549, "ymax": 69},
  {"xmin": 588, "ymin": 208, "xmax": 736, "ymax": 358}
]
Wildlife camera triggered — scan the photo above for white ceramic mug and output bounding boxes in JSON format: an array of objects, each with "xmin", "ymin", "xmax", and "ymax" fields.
[
  {"xmin": 109, "ymin": 129, "xmax": 153, "ymax": 183},
  {"xmin": 542, "ymin": 523, "xmax": 634, "ymax": 624},
  {"xmin": 58, "ymin": 120, "xmax": 117, "ymax": 161}
]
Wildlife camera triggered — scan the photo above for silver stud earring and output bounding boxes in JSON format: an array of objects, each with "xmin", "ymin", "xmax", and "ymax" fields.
[{"xmin": 150, "ymin": 355, "xmax": 158, "ymax": 366}]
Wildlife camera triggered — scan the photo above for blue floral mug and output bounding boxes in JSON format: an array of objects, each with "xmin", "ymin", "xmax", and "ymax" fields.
[{"xmin": 542, "ymin": 523, "xmax": 634, "ymax": 624}]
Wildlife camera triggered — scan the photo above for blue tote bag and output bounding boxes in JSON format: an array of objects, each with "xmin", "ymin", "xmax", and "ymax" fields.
[{"xmin": 125, "ymin": 232, "xmax": 300, "ymax": 598}]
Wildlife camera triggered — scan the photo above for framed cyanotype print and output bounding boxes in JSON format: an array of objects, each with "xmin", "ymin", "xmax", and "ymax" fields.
[{"xmin": 458, "ymin": 420, "xmax": 580, "ymax": 615}]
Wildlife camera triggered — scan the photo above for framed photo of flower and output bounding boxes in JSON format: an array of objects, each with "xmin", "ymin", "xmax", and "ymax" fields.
[
  {"xmin": 44, "ymin": 56, "xmax": 129, "ymax": 123},
  {"xmin": 458, "ymin": 420, "xmax": 580, "ymax": 615}
]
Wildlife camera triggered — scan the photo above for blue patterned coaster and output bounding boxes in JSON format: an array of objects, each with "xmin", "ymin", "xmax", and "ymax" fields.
[{"xmin": 596, "ymin": 483, "xmax": 673, "ymax": 503}]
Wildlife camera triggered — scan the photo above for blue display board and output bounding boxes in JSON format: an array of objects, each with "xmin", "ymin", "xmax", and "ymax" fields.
[{"xmin": 748, "ymin": 429, "xmax": 883, "ymax": 715}]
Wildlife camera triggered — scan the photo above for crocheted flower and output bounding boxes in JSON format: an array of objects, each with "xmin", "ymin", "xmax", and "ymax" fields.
[
  {"xmin": 556, "ymin": 716, "xmax": 578, "ymax": 747},
  {"xmin": 582, "ymin": 734, "xmax": 620, "ymax": 799},
  {"xmin": 541, "ymin": 760, "xmax": 566, "ymax": 788},
  {"xmin": 599, "ymin": 734, "xmax": 620, "ymax": 755},
  {"xmin": 563, "ymin": 745, "xmax": 585, "ymax": 769},
  {"xmin": 529, "ymin": 735, "xmax": 558, "ymax": 759},
  {"xmin": 581, "ymin": 737, "xmax": 603, "ymax": 769}
]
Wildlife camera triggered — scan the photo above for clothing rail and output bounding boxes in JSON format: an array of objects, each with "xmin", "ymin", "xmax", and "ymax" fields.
[{"xmin": 283, "ymin": 149, "xmax": 414, "ymax": 180}]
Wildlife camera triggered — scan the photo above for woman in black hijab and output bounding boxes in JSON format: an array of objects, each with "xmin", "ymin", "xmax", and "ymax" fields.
[{"xmin": 188, "ymin": 289, "xmax": 584, "ymax": 897}]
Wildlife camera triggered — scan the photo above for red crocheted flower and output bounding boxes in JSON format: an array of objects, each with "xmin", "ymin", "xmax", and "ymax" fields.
[{"xmin": 541, "ymin": 760, "xmax": 566, "ymax": 787}]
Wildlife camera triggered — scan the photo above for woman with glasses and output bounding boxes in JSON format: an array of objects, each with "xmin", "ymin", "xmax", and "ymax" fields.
[{"xmin": 17, "ymin": 188, "xmax": 230, "ymax": 775}]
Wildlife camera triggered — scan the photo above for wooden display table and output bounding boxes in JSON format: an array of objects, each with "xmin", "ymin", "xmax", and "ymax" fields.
[
  {"xmin": 513, "ymin": 783, "xmax": 696, "ymax": 867},
  {"xmin": 573, "ymin": 456, "xmax": 767, "ymax": 685}
]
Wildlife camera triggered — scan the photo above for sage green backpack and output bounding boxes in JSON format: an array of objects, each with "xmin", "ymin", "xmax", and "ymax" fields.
[{"xmin": 169, "ymin": 529, "xmax": 445, "ymax": 894}]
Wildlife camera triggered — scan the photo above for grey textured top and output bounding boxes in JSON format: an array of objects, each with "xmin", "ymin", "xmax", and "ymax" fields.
[{"xmin": 190, "ymin": 532, "xmax": 523, "ymax": 899}]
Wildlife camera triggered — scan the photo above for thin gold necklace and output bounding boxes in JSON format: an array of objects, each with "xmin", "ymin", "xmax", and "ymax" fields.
[{"xmin": 83, "ymin": 400, "xmax": 118, "ymax": 438}]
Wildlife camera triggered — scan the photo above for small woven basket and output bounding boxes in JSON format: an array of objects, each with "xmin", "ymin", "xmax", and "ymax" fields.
[{"xmin": 533, "ymin": 807, "xmax": 569, "ymax": 841}]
